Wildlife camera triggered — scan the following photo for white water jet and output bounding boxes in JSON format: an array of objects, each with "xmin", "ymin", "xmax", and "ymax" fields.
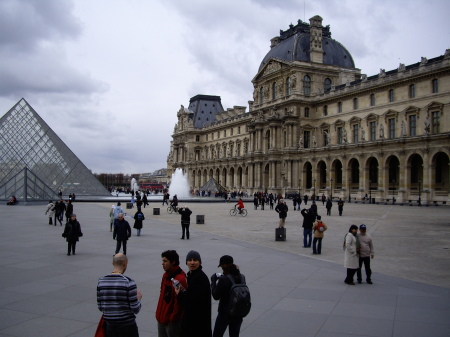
[{"xmin": 168, "ymin": 168, "xmax": 190, "ymax": 198}]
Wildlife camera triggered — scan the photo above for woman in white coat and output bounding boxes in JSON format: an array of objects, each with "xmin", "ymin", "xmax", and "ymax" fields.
[{"xmin": 344, "ymin": 224, "xmax": 359, "ymax": 285}]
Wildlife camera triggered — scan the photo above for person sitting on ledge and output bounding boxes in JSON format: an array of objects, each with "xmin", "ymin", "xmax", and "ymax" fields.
[{"xmin": 7, "ymin": 195, "xmax": 17, "ymax": 205}]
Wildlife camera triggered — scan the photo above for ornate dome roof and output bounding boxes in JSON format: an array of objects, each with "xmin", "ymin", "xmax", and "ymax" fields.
[{"xmin": 259, "ymin": 17, "xmax": 355, "ymax": 71}]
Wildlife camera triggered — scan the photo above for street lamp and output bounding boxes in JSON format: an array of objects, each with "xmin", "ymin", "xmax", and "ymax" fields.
[
  {"xmin": 369, "ymin": 179, "xmax": 372, "ymax": 204},
  {"xmin": 330, "ymin": 178, "xmax": 333, "ymax": 200},
  {"xmin": 418, "ymin": 179, "xmax": 421, "ymax": 206},
  {"xmin": 391, "ymin": 178, "xmax": 396, "ymax": 204},
  {"xmin": 348, "ymin": 178, "xmax": 351, "ymax": 203},
  {"xmin": 313, "ymin": 178, "xmax": 316, "ymax": 200}
]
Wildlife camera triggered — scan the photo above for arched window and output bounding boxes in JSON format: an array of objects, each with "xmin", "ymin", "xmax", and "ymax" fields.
[
  {"xmin": 286, "ymin": 77, "xmax": 291, "ymax": 96},
  {"xmin": 303, "ymin": 75, "xmax": 311, "ymax": 96},
  {"xmin": 272, "ymin": 82, "xmax": 277, "ymax": 100},
  {"xmin": 324, "ymin": 78, "xmax": 332, "ymax": 92},
  {"xmin": 259, "ymin": 87, "xmax": 264, "ymax": 104}
]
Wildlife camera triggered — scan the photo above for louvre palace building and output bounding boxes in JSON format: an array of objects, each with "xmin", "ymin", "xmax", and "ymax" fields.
[{"xmin": 167, "ymin": 15, "xmax": 450, "ymax": 204}]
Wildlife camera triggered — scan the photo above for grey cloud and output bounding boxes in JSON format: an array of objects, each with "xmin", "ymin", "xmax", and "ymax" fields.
[{"xmin": 0, "ymin": 0, "xmax": 81, "ymax": 52}]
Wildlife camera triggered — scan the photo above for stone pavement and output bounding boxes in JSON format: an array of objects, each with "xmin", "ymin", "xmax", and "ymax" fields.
[{"xmin": 0, "ymin": 201, "xmax": 449, "ymax": 337}]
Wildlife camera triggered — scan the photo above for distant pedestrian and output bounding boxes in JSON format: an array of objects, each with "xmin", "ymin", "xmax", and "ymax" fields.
[
  {"xmin": 109, "ymin": 205, "xmax": 115, "ymax": 232},
  {"xmin": 62, "ymin": 214, "xmax": 83, "ymax": 256},
  {"xmin": 275, "ymin": 200, "xmax": 288, "ymax": 228},
  {"xmin": 142, "ymin": 194, "xmax": 148, "ymax": 208},
  {"xmin": 312, "ymin": 215, "xmax": 327, "ymax": 255},
  {"xmin": 321, "ymin": 194, "xmax": 326, "ymax": 205},
  {"xmin": 338, "ymin": 198, "xmax": 344, "ymax": 216},
  {"xmin": 65, "ymin": 200, "xmax": 73, "ymax": 222},
  {"xmin": 113, "ymin": 213, "xmax": 131, "ymax": 255},
  {"xmin": 303, "ymin": 194, "xmax": 308, "ymax": 205},
  {"xmin": 178, "ymin": 206, "xmax": 192, "ymax": 240},
  {"xmin": 45, "ymin": 200, "xmax": 55, "ymax": 225},
  {"xmin": 55, "ymin": 199, "xmax": 66, "ymax": 226},
  {"xmin": 301, "ymin": 208, "xmax": 314, "ymax": 248},
  {"xmin": 357, "ymin": 224, "xmax": 374, "ymax": 284},
  {"xmin": 326, "ymin": 198, "xmax": 332, "ymax": 216},
  {"xmin": 133, "ymin": 210, "xmax": 145, "ymax": 236},
  {"xmin": 113, "ymin": 202, "xmax": 124, "ymax": 227},
  {"xmin": 344, "ymin": 225, "xmax": 359, "ymax": 285},
  {"xmin": 310, "ymin": 201, "xmax": 318, "ymax": 219}
]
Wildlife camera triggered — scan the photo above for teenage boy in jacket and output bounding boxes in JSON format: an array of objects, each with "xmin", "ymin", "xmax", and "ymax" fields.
[{"xmin": 156, "ymin": 250, "xmax": 187, "ymax": 337}]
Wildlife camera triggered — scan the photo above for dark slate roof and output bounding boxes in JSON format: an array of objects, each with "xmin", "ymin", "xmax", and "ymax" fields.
[
  {"xmin": 188, "ymin": 95, "xmax": 224, "ymax": 128},
  {"xmin": 259, "ymin": 20, "xmax": 355, "ymax": 71}
]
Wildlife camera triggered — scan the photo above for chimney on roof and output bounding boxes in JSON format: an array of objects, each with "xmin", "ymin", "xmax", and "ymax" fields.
[{"xmin": 309, "ymin": 15, "xmax": 323, "ymax": 64}]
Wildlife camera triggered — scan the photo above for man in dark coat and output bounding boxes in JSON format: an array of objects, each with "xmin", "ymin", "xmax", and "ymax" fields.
[
  {"xmin": 326, "ymin": 198, "xmax": 333, "ymax": 216},
  {"xmin": 210, "ymin": 255, "xmax": 247, "ymax": 337},
  {"xmin": 275, "ymin": 200, "xmax": 288, "ymax": 228},
  {"xmin": 178, "ymin": 206, "xmax": 192, "ymax": 240},
  {"xmin": 133, "ymin": 210, "xmax": 145, "ymax": 236},
  {"xmin": 113, "ymin": 213, "xmax": 131, "ymax": 255},
  {"xmin": 338, "ymin": 198, "xmax": 344, "ymax": 216},
  {"xmin": 55, "ymin": 198, "xmax": 66, "ymax": 226},
  {"xmin": 176, "ymin": 250, "xmax": 212, "ymax": 337},
  {"xmin": 301, "ymin": 208, "xmax": 315, "ymax": 248},
  {"xmin": 62, "ymin": 214, "xmax": 83, "ymax": 255},
  {"xmin": 65, "ymin": 200, "xmax": 73, "ymax": 222}
]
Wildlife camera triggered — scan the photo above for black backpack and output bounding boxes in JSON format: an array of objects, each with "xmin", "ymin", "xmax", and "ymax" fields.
[{"xmin": 227, "ymin": 274, "xmax": 251, "ymax": 318}]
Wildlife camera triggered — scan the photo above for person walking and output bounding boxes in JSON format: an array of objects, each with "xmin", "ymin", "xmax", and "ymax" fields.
[
  {"xmin": 178, "ymin": 206, "xmax": 192, "ymax": 240},
  {"xmin": 357, "ymin": 224, "xmax": 374, "ymax": 284},
  {"xmin": 45, "ymin": 200, "xmax": 55, "ymax": 225},
  {"xmin": 275, "ymin": 200, "xmax": 288, "ymax": 228},
  {"xmin": 62, "ymin": 214, "xmax": 83, "ymax": 256},
  {"xmin": 113, "ymin": 202, "xmax": 124, "ymax": 227},
  {"xmin": 344, "ymin": 224, "xmax": 360, "ymax": 285},
  {"xmin": 312, "ymin": 215, "xmax": 327, "ymax": 255},
  {"xmin": 133, "ymin": 210, "xmax": 145, "ymax": 236},
  {"xmin": 301, "ymin": 208, "xmax": 314, "ymax": 248},
  {"xmin": 338, "ymin": 198, "xmax": 344, "ymax": 216},
  {"xmin": 326, "ymin": 198, "xmax": 332, "ymax": 216},
  {"xmin": 109, "ymin": 205, "xmax": 115, "ymax": 232},
  {"xmin": 210, "ymin": 255, "xmax": 247, "ymax": 337},
  {"xmin": 97, "ymin": 254, "xmax": 142, "ymax": 337},
  {"xmin": 54, "ymin": 198, "xmax": 66, "ymax": 226},
  {"xmin": 65, "ymin": 200, "xmax": 73, "ymax": 223},
  {"xmin": 156, "ymin": 250, "xmax": 187, "ymax": 337},
  {"xmin": 175, "ymin": 250, "xmax": 212, "ymax": 337},
  {"xmin": 113, "ymin": 213, "xmax": 131, "ymax": 255}
]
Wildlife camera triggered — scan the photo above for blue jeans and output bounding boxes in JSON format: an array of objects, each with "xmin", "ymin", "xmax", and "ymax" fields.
[
  {"xmin": 213, "ymin": 312, "xmax": 243, "ymax": 337},
  {"xmin": 303, "ymin": 228, "xmax": 312, "ymax": 247}
]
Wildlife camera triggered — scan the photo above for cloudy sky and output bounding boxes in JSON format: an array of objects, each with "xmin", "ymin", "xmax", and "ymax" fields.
[{"xmin": 0, "ymin": 0, "xmax": 448, "ymax": 174}]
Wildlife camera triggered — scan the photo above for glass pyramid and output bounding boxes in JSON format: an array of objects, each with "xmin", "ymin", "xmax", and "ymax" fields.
[{"xmin": 0, "ymin": 98, "xmax": 110, "ymax": 201}]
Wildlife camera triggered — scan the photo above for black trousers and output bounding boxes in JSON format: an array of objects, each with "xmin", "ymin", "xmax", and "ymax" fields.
[
  {"xmin": 181, "ymin": 221, "xmax": 190, "ymax": 239},
  {"xmin": 115, "ymin": 240, "xmax": 127, "ymax": 255},
  {"xmin": 357, "ymin": 256, "xmax": 372, "ymax": 282},
  {"xmin": 213, "ymin": 312, "xmax": 242, "ymax": 337},
  {"xmin": 67, "ymin": 242, "xmax": 76, "ymax": 255},
  {"xmin": 345, "ymin": 268, "xmax": 357, "ymax": 283},
  {"xmin": 105, "ymin": 321, "xmax": 139, "ymax": 337}
]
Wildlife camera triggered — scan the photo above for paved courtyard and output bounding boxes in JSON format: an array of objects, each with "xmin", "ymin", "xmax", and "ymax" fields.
[{"xmin": 0, "ymin": 200, "xmax": 449, "ymax": 336}]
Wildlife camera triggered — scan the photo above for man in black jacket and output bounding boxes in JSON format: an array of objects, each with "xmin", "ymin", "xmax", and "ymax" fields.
[
  {"xmin": 275, "ymin": 200, "xmax": 288, "ymax": 228},
  {"xmin": 178, "ymin": 206, "xmax": 192, "ymax": 240},
  {"xmin": 211, "ymin": 255, "xmax": 246, "ymax": 337},
  {"xmin": 301, "ymin": 208, "xmax": 315, "ymax": 248},
  {"xmin": 113, "ymin": 213, "xmax": 131, "ymax": 255}
]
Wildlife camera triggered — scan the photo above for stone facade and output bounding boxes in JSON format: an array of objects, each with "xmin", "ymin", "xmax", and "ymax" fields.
[{"xmin": 168, "ymin": 16, "xmax": 450, "ymax": 204}]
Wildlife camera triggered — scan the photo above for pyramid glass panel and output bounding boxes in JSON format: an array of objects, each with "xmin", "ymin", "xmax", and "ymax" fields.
[{"xmin": 0, "ymin": 99, "xmax": 110, "ymax": 201}]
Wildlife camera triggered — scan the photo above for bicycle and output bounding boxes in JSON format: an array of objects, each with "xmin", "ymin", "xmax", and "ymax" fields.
[
  {"xmin": 167, "ymin": 205, "xmax": 179, "ymax": 214},
  {"xmin": 230, "ymin": 206, "xmax": 247, "ymax": 217}
]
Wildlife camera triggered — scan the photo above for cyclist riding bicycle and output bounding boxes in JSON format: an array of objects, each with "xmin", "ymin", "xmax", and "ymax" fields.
[{"xmin": 235, "ymin": 198, "xmax": 245, "ymax": 214}]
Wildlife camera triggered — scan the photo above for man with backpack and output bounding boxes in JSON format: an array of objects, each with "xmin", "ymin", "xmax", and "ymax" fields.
[
  {"xmin": 211, "ymin": 255, "xmax": 251, "ymax": 337},
  {"xmin": 312, "ymin": 215, "xmax": 328, "ymax": 255}
]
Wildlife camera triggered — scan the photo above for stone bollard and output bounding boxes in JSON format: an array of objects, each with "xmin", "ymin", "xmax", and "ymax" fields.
[
  {"xmin": 196, "ymin": 215, "xmax": 205, "ymax": 224},
  {"xmin": 153, "ymin": 208, "xmax": 160, "ymax": 215}
]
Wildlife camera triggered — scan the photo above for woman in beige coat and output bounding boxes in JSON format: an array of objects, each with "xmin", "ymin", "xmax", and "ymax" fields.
[{"xmin": 344, "ymin": 224, "xmax": 359, "ymax": 285}]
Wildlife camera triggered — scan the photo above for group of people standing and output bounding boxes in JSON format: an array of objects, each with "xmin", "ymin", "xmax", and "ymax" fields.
[{"xmin": 97, "ymin": 250, "xmax": 249, "ymax": 337}]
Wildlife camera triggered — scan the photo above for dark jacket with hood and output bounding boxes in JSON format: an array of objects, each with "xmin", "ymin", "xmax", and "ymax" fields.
[{"xmin": 63, "ymin": 219, "xmax": 82, "ymax": 243}]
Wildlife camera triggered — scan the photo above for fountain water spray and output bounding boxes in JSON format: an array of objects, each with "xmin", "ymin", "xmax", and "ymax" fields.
[{"xmin": 168, "ymin": 168, "xmax": 190, "ymax": 198}]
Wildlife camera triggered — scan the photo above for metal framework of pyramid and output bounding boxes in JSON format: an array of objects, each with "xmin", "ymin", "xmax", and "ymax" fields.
[
  {"xmin": 0, "ymin": 98, "xmax": 110, "ymax": 201},
  {"xmin": 200, "ymin": 178, "xmax": 226, "ymax": 193}
]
